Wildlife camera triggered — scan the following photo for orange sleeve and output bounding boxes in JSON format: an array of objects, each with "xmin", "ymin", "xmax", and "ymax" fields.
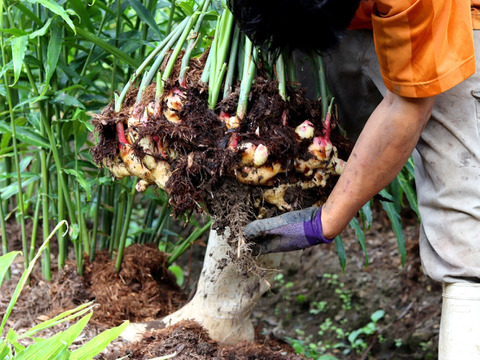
[
  {"xmin": 473, "ymin": 0, "xmax": 480, "ymax": 29},
  {"xmin": 372, "ymin": 0, "xmax": 476, "ymax": 98},
  {"xmin": 348, "ymin": 1, "xmax": 375, "ymax": 30}
]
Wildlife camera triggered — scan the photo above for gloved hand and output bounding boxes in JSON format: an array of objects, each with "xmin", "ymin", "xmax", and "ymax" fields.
[{"xmin": 244, "ymin": 206, "xmax": 334, "ymax": 254}]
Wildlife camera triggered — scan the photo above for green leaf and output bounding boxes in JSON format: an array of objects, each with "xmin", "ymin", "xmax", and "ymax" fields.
[
  {"xmin": 397, "ymin": 172, "xmax": 420, "ymax": 219},
  {"xmin": 50, "ymin": 92, "xmax": 85, "ymax": 109},
  {"xmin": 27, "ymin": 17, "xmax": 54, "ymax": 39},
  {"xmin": 0, "ymin": 222, "xmax": 68, "ymax": 336},
  {"xmin": 70, "ymin": 321, "xmax": 129, "ymax": 360},
  {"xmin": 380, "ymin": 189, "xmax": 406, "ymax": 267},
  {"xmin": 371, "ymin": 309, "xmax": 385, "ymax": 323},
  {"xmin": 360, "ymin": 201, "xmax": 373, "ymax": 229},
  {"xmin": 68, "ymin": 0, "xmax": 95, "ymax": 32},
  {"xmin": 127, "ymin": 0, "xmax": 163, "ymax": 39},
  {"xmin": 75, "ymin": 27, "xmax": 140, "ymax": 68},
  {"xmin": 168, "ymin": 264, "xmax": 184, "ymax": 286},
  {"xmin": 0, "ymin": 122, "xmax": 50, "ymax": 149},
  {"xmin": 0, "ymin": 341, "xmax": 13, "ymax": 358},
  {"xmin": 349, "ymin": 217, "xmax": 369, "ymax": 267},
  {"xmin": 1, "ymin": 175, "xmax": 41, "ymax": 201},
  {"xmin": 334, "ymin": 235, "xmax": 346, "ymax": 273},
  {"xmin": 64, "ymin": 169, "xmax": 92, "ymax": 201},
  {"xmin": 0, "ymin": 251, "xmax": 21, "ymax": 287},
  {"xmin": 10, "ymin": 35, "xmax": 28, "ymax": 84},
  {"xmin": 25, "ymin": 0, "xmax": 76, "ymax": 32},
  {"xmin": 21, "ymin": 302, "xmax": 95, "ymax": 339},
  {"xmin": 17, "ymin": 313, "xmax": 92, "ymax": 360},
  {"xmin": 41, "ymin": 20, "xmax": 63, "ymax": 97}
]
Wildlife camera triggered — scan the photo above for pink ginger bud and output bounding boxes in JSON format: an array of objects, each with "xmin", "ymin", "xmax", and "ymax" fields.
[{"xmin": 116, "ymin": 122, "xmax": 128, "ymax": 147}]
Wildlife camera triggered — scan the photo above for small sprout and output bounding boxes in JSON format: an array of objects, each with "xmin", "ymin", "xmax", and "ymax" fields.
[
  {"xmin": 253, "ymin": 144, "xmax": 269, "ymax": 167},
  {"xmin": 239, "ymin": 142, "xmax": 256, "ymax": 166},
  {"xmin": 295, "ymin": 120, "xmax": 315, "ymax": 139}
]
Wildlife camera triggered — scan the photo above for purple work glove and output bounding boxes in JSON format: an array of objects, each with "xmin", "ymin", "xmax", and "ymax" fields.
[{"xmin": 244, "ymin": 206, "xmax": 334, "ymax": 254}]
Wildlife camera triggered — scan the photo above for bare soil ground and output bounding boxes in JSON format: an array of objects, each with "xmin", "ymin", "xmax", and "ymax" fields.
[{"xmin": 0, "ymin": 209, "xmax": 440, "ymax": 359}]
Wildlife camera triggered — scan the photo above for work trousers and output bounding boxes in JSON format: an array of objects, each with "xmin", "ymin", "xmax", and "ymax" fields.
[{"xmin": 323, "ymin": 29, "xmax": 480, "ymax": 283}]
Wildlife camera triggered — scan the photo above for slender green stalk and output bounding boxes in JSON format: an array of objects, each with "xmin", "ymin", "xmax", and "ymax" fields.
[
  {"xmin": 315, "ymin": 56, "xmax": 329, "ymax": 118},
  {"xmin": 167, "ymin": 0, "xmax": 177, "ymax": 34},
  {"xmin": 152, "ymin": 204, "xmax": 170, "ymax": 245},
  {"xmin": 29, "ymin": 196, "xmax": 41, "ymax": 263},
  {"xmin": 200, "ymin": 46, "xmax": 213, "ymax": 84},
  {"xmin": 139, "ymin": 201, "xmax": 156, "ymax": 244},
  {"xmin": 285, "ymin": 51, "xmax": 297, "ymax": 83},
  {"xmin": 1, "ymin": 14, "xmax": 29, "ymax": 271},
  {"xmin": 110, "ymin": 184, "xmax": 126, "ymax": 256},
  {"xmin": 115, "ymin": 182, "xmax": 136, "ymax": 272},
  {"xmin": 40, "ymin": 107, "xmax": 51, "ymax": 280},
  {"xmin": 167, "ymin": 220, "xmax": 212, "ymax": 265},
  {"xmin": 89, "ymin": 184, "xmax": 103, "ymax": 262},
  {"xmin": 111, "ymin": 0, "xmax": 123, "ymax": 96},
  {"xmin": 101, "ymin": 181, "xmax": 115, "ymax": 251}
]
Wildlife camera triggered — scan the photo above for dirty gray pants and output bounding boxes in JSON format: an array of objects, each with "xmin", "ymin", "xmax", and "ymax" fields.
[{"xmin": 323, "ymin": 29, "xmax": 480, "ymax": 283}]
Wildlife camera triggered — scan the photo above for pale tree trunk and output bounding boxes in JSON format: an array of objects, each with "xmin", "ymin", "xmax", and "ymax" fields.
[{"xmin": 122, "ymin": 228, "xmax": 283, "ymax": 345}]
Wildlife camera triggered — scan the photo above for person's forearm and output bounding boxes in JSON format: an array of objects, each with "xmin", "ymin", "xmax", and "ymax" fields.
[{"xmin": 321, "ymin": 90, "xmax": 435, "ymax": 239}]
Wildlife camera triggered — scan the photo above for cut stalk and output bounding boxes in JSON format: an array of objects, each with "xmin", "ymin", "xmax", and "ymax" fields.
[
  {"xmin": 236, "ymin": 38, "xmax": 257, "ymax": 120},
  {"xmin": 223, "ymin": 26, "xmax": 240, "ymax": 99},
  {"xmin": 136, "ymin": 20, "xmax": 188, "ymax": 102},
  {"xmin": 115, "ymin": 17, "xmax": 190, "ymax": 111},
  {"xmin": 179, "ymin": 0, "xmax": 212, "ymax": 87},
  {"xmin": 208, "ymin": 8, "xmax": 234, "ymax": 108},
  {"xmin": 276, "ymin": 54, "xmax": 287, "ymax": 101}
]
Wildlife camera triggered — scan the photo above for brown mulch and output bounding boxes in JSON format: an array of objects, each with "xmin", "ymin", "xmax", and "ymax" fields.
[
  {"xmin": 83, "ymin": 243, "xmax": 187, "ymax": 327},
  {"xmin": 104, "ymin": 320, "xmax": 303, "ymax": 360}
]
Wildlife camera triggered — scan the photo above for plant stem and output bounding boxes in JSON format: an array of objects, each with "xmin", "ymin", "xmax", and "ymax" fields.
[
  {"xmin": 167, "ymin": 219, "xmax": 212, "ymax": 265},
  {"xmin": 167, "ymin": 0, "xmax": 177, "ymax": 34},
  {"xmin": 315, "ymin": 56, "xmax": 329, "ymax": 118},
  {"xmin": 115, "ymin": 182, "xmax": 136, "ymax": 272},
  {"xmin": 0, "ymin": 194, "xmax": 10, "ymax": 280},
  {"xmin": 90, "ymin": 184, "xmax": 103, "ymax": 262}
]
